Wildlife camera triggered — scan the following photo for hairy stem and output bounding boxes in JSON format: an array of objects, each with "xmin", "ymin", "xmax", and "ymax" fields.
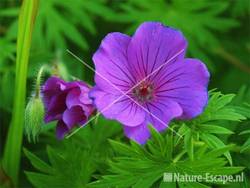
[{"xmin": 35, "ymin": 66, "xmax": 45, "ymax": 98}]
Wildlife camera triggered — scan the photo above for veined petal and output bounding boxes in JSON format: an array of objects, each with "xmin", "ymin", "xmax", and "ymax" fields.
[
  {"xmin": 93, "ymin": 32, "xmax": 135, "ymax": 94},
  {"xmin": 89, "ymin": 86, "xmax": 145, "ymax": 126},
  {"xmin": 155, "ymin": 58, "xmax": 210, "ymax": 119},
  {"xmin": 115, "ymin": 102, "xmax": 146, "ymax": 127},
  {"xmin": 146, "ymin": 99, "xmax": 183, "ymax": 131},
  {"xmin": 123, "ymin": 122, "xmax": 150, "ymax": 144},
  {"xmin": 127, "ymin": 22, "xmax": 187, "ymax": 81}
]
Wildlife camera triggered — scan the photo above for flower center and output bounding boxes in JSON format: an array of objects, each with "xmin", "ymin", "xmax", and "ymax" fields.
[{"xmin": 133, "ymin": 84, "xmax": 154, "ymax": 103}]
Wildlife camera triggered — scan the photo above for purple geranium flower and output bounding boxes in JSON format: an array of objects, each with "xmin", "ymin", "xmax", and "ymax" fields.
[
  {"xmin": 90, "ymin": 22, "xmax": 210, "ymax": 144},
  {"xmin": 42, "ymin": 77, "xmax": 94, "ymax": 139}
]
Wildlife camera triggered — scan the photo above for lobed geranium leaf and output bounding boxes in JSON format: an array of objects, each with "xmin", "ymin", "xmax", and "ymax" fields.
[
  {"xmin": 90, "ymin": 134, "xmax": 243, "ymax": 188},
  {"xmin": 200, "ymin": 133, "xmax": 232, "ymax": 165},
  {"xmin": 23, "ymin": 148, "xmax": 54, "ymax": 174},
  {"xmin": 109, "ymin": 140, "xmax": 139, "ymax": 157},
  {"xmin": 196, "ymin": 91, "xmax": 246, "ymax": 122},
  {"xmin": 24, "ymin": 116, "xmax": 122, "ymax": 187}
]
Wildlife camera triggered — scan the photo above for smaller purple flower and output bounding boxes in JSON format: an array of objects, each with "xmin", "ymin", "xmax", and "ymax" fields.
[{"xmin": 42, "ymin": 77, "xmax": 94, "ymax": 139}]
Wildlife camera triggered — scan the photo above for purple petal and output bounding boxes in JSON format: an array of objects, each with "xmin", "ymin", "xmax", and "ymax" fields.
[
  {"xmin": 62, "ymin": 106, "xmax": 87, "ymax": 129},
  {"xmin": 43, "ymin": 77, "xmax": 67, "ymax": 91},
  {"xmin": 78, "ymin": 85, "xmax": 93, "ymax": 105},
  {"xmin": 155, "ymin": 58, "xmax": 210, "ymax": 119},
  {"xmin": 146, "ymin": 99, "xmax": 183, "ymax": 131},
  {"xmin": 66, "ymin": 81, "xmax": 89, "ymax": 91},
  {"xmin": 42, "ymin": 77, "xmax": 67, "ymax": 108},
  {"xmin": 127, "ymin": 22, "xmax": 187, "ymax": 80},
  {"xmin": 89, "ymin": 86, "xmax": 145, "ymax": 126},
  {"xmin": 44, "ymin": 91, "xmax": 68, "ymax": 123},
  {"xmin": 66, "ymin": 88, "xmax": 82, "ymax": 109},
  {"xmin": 66, "ymin": 87, "xmax": 92, "ymax": 110},
  {"xmin": 93, "ymin": 32, "xmax": 134, "ymax": 94},
  {"xmin": 123, "ymin": 122, "xmax": 150, "ymax": 144},
  {"xmin": 56, "ymin": 120, "xmax": 69, "ymax": 139},
  {"xmin": 115, "ymin": 102, "xmax": 146, "ymax": 127}
]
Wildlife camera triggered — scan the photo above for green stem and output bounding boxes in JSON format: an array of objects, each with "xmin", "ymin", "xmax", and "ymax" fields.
[
  {"xmin": 2, "ymin": 0, "xmax": 39, "ymax": 185},
  {"xmin": 35, "ymin": 66, "xmax": 44, "ymax": 98}
]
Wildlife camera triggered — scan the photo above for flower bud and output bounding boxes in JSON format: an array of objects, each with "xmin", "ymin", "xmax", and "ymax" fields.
[
  {"xmin": 24, "ymin": 96, "xmax": 45, "ymax": 143},
  {"xmin": 25, "ymin": 65, "xmax": 45, "ymax": 143}
]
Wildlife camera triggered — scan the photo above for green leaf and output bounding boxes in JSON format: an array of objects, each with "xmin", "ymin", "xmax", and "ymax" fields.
[
  {"xmin": 149, "ymin": 126, "xmax": 165, "ymax": 147},
  {"xmin": 178, "ymin": 182, "xmax": 210, "ymax": 188},
  {"xmin": 23, "ymin": 148, "xmax": 54, "ymax": 174},
  {"xmin": 205, "ymin": 145, "xmax": 235, "ymax": 159},
  {"xmin": 0, "ymin": 7, "xmax": 19, "ymax": 17},
  {"xmin": 109, "ymin": 140, "xmax": 139, "ymax": 157},
  {"xmin": 90, "ymin": 133, "xmax": 242, "ymax": 187},
  {"xmin": 197, "ymin": 91, "xmax": 246, "ymax": 122},
  {"xmin": 184, "ymin": 130, "xmax": 194, "ymax": 161},
  {"xmin": 25, "ymin": 145, "xmax": 91, "ymax": 187},
  {"xmin": 234, "ymin": 105, "xmax": 250, "ymax": 119},
  {"xmin": 0, "ymin": 38, "xmax": 16, "ymax": 64},
  {"xmin": 160, "ymin": 181, "xmax": 176, "ymax": 188},
  {"xmin": 200, "ymin": 133, "xmax": 232, "ymax": 165},
  {"xmin": 231, "ymin": 0, "xmax": 250, "ymax": 17},
  {"xmin": 148, "ymin": 126, "xmax": 166, "ymax": 157},
  {"xmin": 32, "ymin": 0, "xmax": 114, "ymax": 50},
  {"xmin": 208, "ymin": 167, "xmax": 245, "ymax": 175},
  {"xmin": 198, "ymin": 124, "xmax": 234, "ymax": 134},
  {"xmin": 25, "ymin": 116, "xmax": 122, "ymax": 187},
  {"xmin": 133, "ymin": 170, "xmax": 164, "ymax": 188},
  {"xmin": 239, "ymin": 130, "xmax": 250, "ymax": 135},
  {"xmin": 110, "ymin": 0, "xmax": 239, "ymax": 70},
  {"xmin": 182, "ymin": 90, "xmax": 247, "ymax": 155},
  {"xmin": 165, "ymin": 129, "xmax": 174, "ymax": 161},
  {"xmin": 241, "ymin": 137, "xmax": 250, "ymax": 153},
  {"xmin": 25, "ymin": 172, "xmax": 64, "ymax": 188},
  {"xmin": 0, "ymin": 70, "xmax": 15, "ymax": 112},
  {"xmin": 46, "ymin": 146, "xmax": 68, "ymax": 171}
]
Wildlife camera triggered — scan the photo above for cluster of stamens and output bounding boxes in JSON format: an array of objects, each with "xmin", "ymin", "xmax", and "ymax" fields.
[{"xmin": 133, "ymin": 82, "xmax": 154, "ymax": 103}]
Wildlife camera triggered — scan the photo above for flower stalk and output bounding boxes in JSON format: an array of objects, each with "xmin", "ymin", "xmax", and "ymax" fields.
[
  {"xmin": 35, "ymin": 65, "xmax": 44, "ymax": 98},
  {"xmin": 2, "ymin": 0, "xmax": 39, "ymax": 185}
]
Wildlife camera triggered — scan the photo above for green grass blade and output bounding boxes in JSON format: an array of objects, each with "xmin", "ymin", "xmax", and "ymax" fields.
[{"xmin": 2, "ymin": 0, "xmax": 39, "ymax": 185}]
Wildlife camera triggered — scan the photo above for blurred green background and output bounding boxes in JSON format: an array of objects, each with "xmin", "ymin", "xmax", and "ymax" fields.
[{"xmin": 0, "ymin": 0, "xmax": 250, "ymax": 187}]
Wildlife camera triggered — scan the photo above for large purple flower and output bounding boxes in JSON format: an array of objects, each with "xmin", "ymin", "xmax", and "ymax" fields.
[
  {"xmin": 90, "ymin": 22, "xmax": 210, "ymax": 144},
  {"xmin": 42, "ymin": 77, "xmax": 94, "ymax": 139}
]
